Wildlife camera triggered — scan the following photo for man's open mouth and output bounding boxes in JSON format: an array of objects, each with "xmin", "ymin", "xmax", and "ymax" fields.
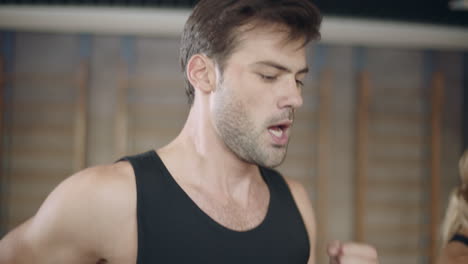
[{"xmin": 268, "ymin": 124, "xmax": 289, "ymax": 138}]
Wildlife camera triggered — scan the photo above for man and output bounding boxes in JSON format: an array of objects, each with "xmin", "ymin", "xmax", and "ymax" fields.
[{"xmin": 0, "ymin": 0, "xmax": 379, "ymax": 263}]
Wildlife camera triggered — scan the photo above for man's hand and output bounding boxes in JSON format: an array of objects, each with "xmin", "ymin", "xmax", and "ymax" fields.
[{"xmin": 327, "ymin": 240, "xmax": 378, "ymax": 264}]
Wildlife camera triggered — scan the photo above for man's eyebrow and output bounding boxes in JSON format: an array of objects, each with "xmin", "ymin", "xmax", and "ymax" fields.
[{"xmin": 253, "ymin": 61, "xmax": 309, "ymax": 74}]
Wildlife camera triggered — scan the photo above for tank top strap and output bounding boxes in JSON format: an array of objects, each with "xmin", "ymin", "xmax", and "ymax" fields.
[
  {"xmin": 118, "ymin": 150, "xmax": 160, "ymax": 174},
  {"xmin": 118, "ymin": 150, "xmax": 170, "ymax": 264},
  {"xmin": 118, "ymin": 149, "xmax": 167, "ymax": 197},
  {"xmin": 259, "ymin": 166, "xmax": 300, "ymax": 207},
  {"xmin": 259, "ymin": 166, "xmax": 310, "ymax": 251}
]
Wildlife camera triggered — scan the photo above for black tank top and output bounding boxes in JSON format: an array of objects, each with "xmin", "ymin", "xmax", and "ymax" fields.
[{"xmin": 120, "ymin": 150, "xmax": 310, "ymax": 264}]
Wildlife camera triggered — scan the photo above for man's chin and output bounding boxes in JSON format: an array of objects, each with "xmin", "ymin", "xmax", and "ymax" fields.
[{"xmin": 257, "ymin": 150, "xmax": 287, "ymax": 168}]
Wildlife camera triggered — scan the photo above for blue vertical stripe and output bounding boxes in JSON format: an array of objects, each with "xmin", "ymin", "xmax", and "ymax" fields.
[
  {"xmin": 312, "ymin": 43, "xmax": 327, "ymax": 77},
  {"xmin": 78, "ymin": 34, "xmax": 92, "ymax": 60},
  {"xmin": 120, "ymin": 36, "xmax": 136, "ymax": 103},
  {"xmin": 422, "ymin": 50, "xmax": 436, "ymax": 93},
  {"xmin": 308, "ymin": 43, "xmax": 327, "ymax": 114},
  {"xmin": 2, "ymin": 32, "xmax": 14, "ymax": 102},
  {"xmin": 421, "ymin": 49, "xmax": 438, "ymax": 264},
  {"xmin": 0, "ymin": 31, "xmax": 15, "ymax": 237},
  {"xmin": 352, "ymin": 46, "xmax": 367, "ymax": 72},
  {"xmin": 121, "ymin": 36, "xmax": 136, "ymax": 75},
  {"xmin": 1, "ymin": 31, "xmax": 15, "ymax": 150},
  {"xmin": 463, "ymin": 52, "xmax": 468, "ymax": 151}
]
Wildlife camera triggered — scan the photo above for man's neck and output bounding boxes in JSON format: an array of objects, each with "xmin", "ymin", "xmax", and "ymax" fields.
[{"xmin": 157, "ymin": 106, "xmax": 263, "ymax": 201}]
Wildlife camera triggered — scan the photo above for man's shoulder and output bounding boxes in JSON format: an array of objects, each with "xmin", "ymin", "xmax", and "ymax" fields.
[
  {"xmin": 51, "ymin": 161, "xmax": 135, "ymax": 203},
  {"xmin": 73, "ymin": 161, "xmax": 135, "ymax": 190},
  {"xmin": 34, "ymin": 160, "xmax": 136, "ymax": 229},
  {"xmin": 58, "ymin": 161, "xmax": 137, "ymax": 217}
]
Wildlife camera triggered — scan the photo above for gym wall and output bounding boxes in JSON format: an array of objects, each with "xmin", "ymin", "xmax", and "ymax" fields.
[{"xmin": 0, "ymin": 21, "xmax": 466, "ymax": 264}]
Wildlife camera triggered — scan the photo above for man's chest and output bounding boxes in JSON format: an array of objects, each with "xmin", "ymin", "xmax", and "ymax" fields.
[{"xmin": 181, "ymin": 184, "xmax": 271, "ymax": 231}]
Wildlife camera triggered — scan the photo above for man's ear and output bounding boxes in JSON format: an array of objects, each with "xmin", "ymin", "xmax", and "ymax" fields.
[{"xmin": 186, "ymin": 54, "xmax": 216, "ymax": 94}]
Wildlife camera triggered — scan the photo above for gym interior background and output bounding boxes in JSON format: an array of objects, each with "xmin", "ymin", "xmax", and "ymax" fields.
[{"xmin": 0, "ymin": 1, "xmax": 467, "ymax": 264}]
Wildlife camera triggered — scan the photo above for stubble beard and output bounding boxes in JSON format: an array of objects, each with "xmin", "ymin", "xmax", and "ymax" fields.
[{"xmin": 212, "ymin": 80, "xmax": 288, "ymax": 168}]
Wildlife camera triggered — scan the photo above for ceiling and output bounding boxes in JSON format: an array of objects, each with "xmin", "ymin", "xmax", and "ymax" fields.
[{"xmin": 0, "ymin": 0, "xmax": 467, "ymax": 27}]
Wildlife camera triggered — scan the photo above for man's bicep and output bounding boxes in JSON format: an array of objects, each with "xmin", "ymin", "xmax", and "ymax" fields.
[
  {"xmin": 0, "ymin": 170, "xmax": 101, "ymax": 264},
  {"xmin": 0, "ymin": 205, "xmax": 80, "ymax": 264},
  {"xmin": 284, "ymin": 178, "xmax": 317, "ymax": 264},
  {"xmin": 0, "ymin": 219, "xmax": 35, "ymax": 263}
]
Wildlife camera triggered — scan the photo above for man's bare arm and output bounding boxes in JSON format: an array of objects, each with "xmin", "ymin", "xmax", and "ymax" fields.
[
  {"xmin": 0, "ymin": 220, "xmax": 33, "ymax": 263},
  {"xmin": 0, "ymin": 163, "xmax": 136, "ymax": 264},
  {"xmin": 0, "ymin": 169, "xmax": 103, "ymax": 264}
]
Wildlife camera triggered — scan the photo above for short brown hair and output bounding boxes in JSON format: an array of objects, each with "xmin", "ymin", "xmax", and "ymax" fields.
[{"xmin": 179, "ymin": 0, "xmax": 322, "ymax": 105}]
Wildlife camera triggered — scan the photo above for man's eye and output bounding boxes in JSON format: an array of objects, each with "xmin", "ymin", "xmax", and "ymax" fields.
[{"xmin": 259, "ymin": 74, "xmax": 277, "ymax": 81}]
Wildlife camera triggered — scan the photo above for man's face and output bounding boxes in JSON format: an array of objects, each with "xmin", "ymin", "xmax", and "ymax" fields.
[{"xmin": 210, "ymin": 25, "xmax": 308, "ymax": 168}]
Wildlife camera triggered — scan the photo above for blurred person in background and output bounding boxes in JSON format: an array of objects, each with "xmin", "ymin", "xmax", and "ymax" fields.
[
  {"xmin": 438, "ymin": 149, "xmax": 468, "ymax": 264},
  {"xmin": 0, "ymin": 0, "xmax": 378, "ymax": 263}
]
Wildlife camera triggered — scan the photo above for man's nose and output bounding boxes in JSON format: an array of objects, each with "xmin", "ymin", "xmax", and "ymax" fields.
[{"xmin": 277, "ymin": 78, "xmax": 303, "ymax": 109}]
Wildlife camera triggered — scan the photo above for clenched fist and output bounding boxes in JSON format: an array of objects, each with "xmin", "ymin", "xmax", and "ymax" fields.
[{"xmin": 328, "ymin": 241, "xmax": 379, "ymax": 264}]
